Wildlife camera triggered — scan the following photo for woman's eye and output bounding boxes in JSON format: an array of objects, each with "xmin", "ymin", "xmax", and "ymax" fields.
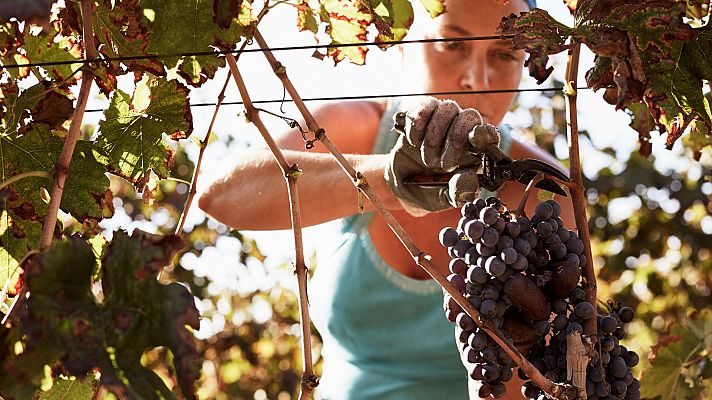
[
  {"xmin": 493, "ymin": 50, "xmax": 520, "ymax": 62},
  {"xmin": 435, "ymin": 40, "xmax": 465, "ymax": 52}
]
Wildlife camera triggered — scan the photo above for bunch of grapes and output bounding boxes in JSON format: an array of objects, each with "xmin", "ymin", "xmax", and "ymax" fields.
[{"xmin": 439, "ymin": 197, "xmax": 639, "ymax": 399}]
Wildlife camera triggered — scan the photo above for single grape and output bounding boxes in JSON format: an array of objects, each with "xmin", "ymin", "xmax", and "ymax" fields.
[
  {"xmin": 513, "ymin": 238, "xmax": 531, "ymax": 256},
  {"xmin": 545, "ymin": 199, "xmax": 562, "ymax": 218},
  {"xmin": 465, "ymin": 346, "xmax": 481, "ymax": 363},
  {"xmin": 522, "ymin": 231, "xmax": 538, "ymax": 248},
  {"xmin": 566, "ymin": 322, "xmax": 583, "ymax": 334},
  {"xmin": 574, "ymin": 301, "xmax": 595, "ymax": 320},
  {"xmin": 556, "ymin": 227, "xmax": 571, "ymax": 242},
  {"xmin": 492, "ymin": 217, "xmax": 506, "ymax": 234},
  {"xmin": 476, "ymin": 243, "xmax": 496, "ymax": 257},
  {"xmin": 628, "ymin": 378, "xmax": 640, "ymax": 393},
  {"xmin": 449, "ymin": 258, "xmax": 468, "ymax": 275},
  {"xmin": 588, "ymin": 366, "xmax": 603, "ymax": 383},
  {"xmin": 482, "ymin": 363, "xmax": 501, "ymax": 381},
  {"xmin": 535, "ymin": 202, "xmax": 554, "ymax": 220},
  {"xmin": 610, "ymin": 343, "xmax": 622, "ymax": 357},
  {"xmin": 566, "ymin": 237, "xmax": 584, "ymax": 255},
  {"xmin": 534, "ymin": 320, "xmax": 550, "ymax": 336},
  {"xmin": 468, "ymin": 266, "xmax": 489, "ymax": 284},
  {"xmin": 553, "ymin": 314, "xmax": 569, "ymax": 331},
  {"xmin": 551, "ymin": 298, "xmax": 568, "ymax": 314},
  {"xmin": 578, "ymin": 254, "xmax": 588, "ymax": 268},
  {"xmin": 445, "ymin": 309, "xmax": 458, "ymax": 323},
  {"xmin": 552, "ymin": 244, "xmax": 568, "ymax": 259},
  {"xmin": 600, "ymin": 315, "xmax": 618, "ymax": 334},
  {"xmin": 452, "ymin": 240, "xmax": 473, "ymax": 258},
  {"xmin": 457, "ymin": 217, "xmax": 469, "ymax": 232},
  {"xmin": 456, "ymin": 312, "xmax": 476, "ymax": 331},
  {"xmin": 461, "ymin": 202, "xmax": 479, "ymax": 219},
  {"xmin": 465, "ymin": 219, "xmax": 486, "ymax": 241},
  {"xmin": 570, "ymin": 287, "xmax": 587, "ymax": 304},
  {"xmin": 499, "ymin": 366, "xmax": 513, "ymax": 382},
  {"xmin": 521, "ymin": 382, "xmax": 541, "ymax": 398},
  {"xmin": 611, "ymin": 380, "xmax": 627, "ymax": 396},
  {"xmin": 505, "ymin": 221, "xmax": 521, "ymax": 237},
  {"xmin": 496, "ymin": 235, "xmax": 514, "ymax": 251},
  {"xmin": 478, "ymin": 382, "xmax": 492, "ymax": 398},
  {"xmin": 586, "ymin": 379, "xmax": 596, "ymax": 398},
  {"xmin": 465, "ymin": 247, "xmax": 480, "ymax": 265},
  {"xmin": 623, "ymin": 370, "xmax": 634, "ymax": 385},
  {"xmin": 480, "ymin": 206, "xmax": 499, "ymax": 225},
  {"xmin": 501, "ymin": 247, "xmax": 518, "ymax": 264},
  {"xmin": 511, "ymin": 254, "xmax": 528, "ymax": 271},
  {"xmin": 491, "ymin": 382, "xmax": 506, "ymax": 398},
  {"xmin": 614, "ymin": 326, "xmax": 626, "ymax": 340},
  {"xmin": 481, "ymin": 285, "xmax": 500, "ymax": 301},
  {"xmin": 466, "ymin": 282, "xmax": 481, "ymax": 296},
  {"xmin": 609, "ymin": 356, "xmax": 628, "ymax": 378},
  {"xmin": 600, "ymin": 351, "xmax": 611, "ymax": 365},
  {"xmin": 469, "ymin": 331, "xmax": 488, "ymax": 351},
  {"xmin": 536, "ymin": 221, "xmax": 554, "ymax": 237},
  {"xmin": 595, "ymin": 381, "xmax": 611, "ymax": 397},
  {"xmin": 468, "ymin": 295, "xmax": 482, "ymax": 309},
  {"xmin": 485, "ymin": 256, "xmax": 506, "ymax": 277},
  {"xmin": 626, "ymin": 350, "xmax": 639, "ymax": 367},
  {"xmin": 618, "ymin": 306, "xmax": 635, "ymax": 323},
  {"xmin": 601, "ymin": 337, "xmax": 616, "ymax": 352},
  {"xmin": 565, "ymin": 252, "xmax": 580, "ymax": 267},
  {"xmin": 447, "ymin": 273, "xmax": 466, "ymax": 293},
  {"xmin": 481, "ymin": 347, "xmax": 497, "ymax": 363},
  {"xmin": 481, "ymin": 227, "xmax": 500, "ymax": 247},
  {"xmin": 439, "ymin": 227, "xmax": 460, "ymax": 247},
  {"xmin": 480, "ymin": 299, "xmax": 498, "ymax": 317},
  {"xmin": 544, "ymin": 233, "xmax": 562, "ymax": 249}
]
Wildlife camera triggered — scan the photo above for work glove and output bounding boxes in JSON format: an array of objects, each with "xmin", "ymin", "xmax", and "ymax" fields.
[{"xmin": 385, "ymin": 97, "xmax": 501, "ymax": 216}]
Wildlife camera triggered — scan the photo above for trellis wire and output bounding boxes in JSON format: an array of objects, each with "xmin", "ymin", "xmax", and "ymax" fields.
[{"xmin": 0, "ymin": 34, "xmax": 519, "ymax": 71}]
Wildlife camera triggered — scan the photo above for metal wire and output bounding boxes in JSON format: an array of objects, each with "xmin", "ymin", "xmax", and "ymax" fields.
[
  {"xmin": 0, "ymin": 34, "xmax": 518, "ymax": 71},
  {"xmin": 83, "ymin": 86, "xmax": 591, "ymax": 113}
]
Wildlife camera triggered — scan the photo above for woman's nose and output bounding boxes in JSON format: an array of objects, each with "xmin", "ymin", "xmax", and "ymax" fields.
[{"xmin": 459, "ymin": 62, "xmax": 490, "ymax": 91}]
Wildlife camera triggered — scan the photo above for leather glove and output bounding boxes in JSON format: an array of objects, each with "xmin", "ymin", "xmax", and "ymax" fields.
[{"xmin": 384, "ymin": 97, "xmax": 501, "ymax": 216}]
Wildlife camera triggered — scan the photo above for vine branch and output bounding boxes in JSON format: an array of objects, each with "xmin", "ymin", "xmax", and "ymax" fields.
[
  {"xmin": 39, "ymin": 0, "xmax": 97, "ymax": 248},
  {"xmin": 225, "ymin": 54, "xmax": 318, "ymax": 399},
  {"xmin": 0, "ymin": 171, "xmax": 51, "ymax": 191},
  {"xmin": 252, "ymin": 28, "xmax": 576, "ymax": 400}
]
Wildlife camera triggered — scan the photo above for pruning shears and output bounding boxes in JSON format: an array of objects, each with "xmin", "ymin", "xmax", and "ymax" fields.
[{"xmin": 393, "ymin": 111, "xmax": 570, "ymax": 196}]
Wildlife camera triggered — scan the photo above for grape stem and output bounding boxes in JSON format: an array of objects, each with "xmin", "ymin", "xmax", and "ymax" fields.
[
  {"xmin": 0, "ymin": 171, "xmax": 50, "ymax": 191},
  {"xmin": 226, "ymin": 54, "xmax": 319, "ymax": 399},
  {"xmin": 514, "ymin": 172, "xmax": 546, "ymax": 217},
  {"xmin": 252, "ymin": 28, "xmax": 578, "ymax": 400}
]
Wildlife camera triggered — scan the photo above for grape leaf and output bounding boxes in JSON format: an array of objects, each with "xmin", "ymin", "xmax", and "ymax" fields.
[
  {"xmin": 23, "ymin": 27, "xmax": 82, "ymax": 85},
  {"xmin": 497, "ymin": 9, "xmax": 571, "ymax": 84},
  {"xmin": 0, "ymin": 125, "xmax": 113, "ymax": 222},
  {"xmin": 0, "ymin": 21, "xmax": 29, "ymax": 80},
  {"xmin": 96, "ymin": 77, "xmax": 193, "ymax": 186},
  {"xmin": 373, "ymin": 0, "xmax": 414, "ymax": 44},
  {"xmin": 0, "ymin": 207, "xmax": 42, "ymax": 296},
  {"xmin": 91, "ymin": 0, "xmax": 166, "ymax": 88},
  {"xmin": 640, "ymin": 310, "xmax": 712, "ymax": 400},
  {"xmin": 213, "ymin": 0, "xmax": 241, "ymax": 29},
  {"xmin": 37, "ymin": 376, "xmax": 98, "ymax": 400},
  {"xmin": 417, "ymin": 0, "xmax": 445, "ymax": 17},
  {"xmin": 296, "ymin": 0, "xmax": 318, "ymax": 34},
  {"xmin": 0, "ymin": 231, "xmax": 199, "ymax": 400},
  {"xmin": 142, "ymin": 0, "xmax": 254, "ymax": 87},
  {"xmin": 319, "ymin": 0, "xmax": 373, "ymax": 64}
]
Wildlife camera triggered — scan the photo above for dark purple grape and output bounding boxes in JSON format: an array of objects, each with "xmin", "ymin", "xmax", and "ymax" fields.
[
  {"xmin": 566, "ymin": 322, "xmax": 583, "ymax": 334},
  {"xmin": 610, "ymin": 343, "xmax": 622, "ymax": 357},
  {"xmin": 481, "ymin": 285, "xmax": 500, "ymax": 301},
  {"xmin": 595, "ymin": 382, "xmax": 611, "ymax": 397},
  {"xmin": 618, "ymin": 307, "xmax": 635, "ymax": 323},
  {"xmin": 469, "ymin": 331, "xmax": 488, "ymax": 351},
  {"xmin": 517, "ymin": 216, "xmax": 531, "ymax": 231},
  {"xmin": 556, "ymin": 227, "xmax": 571, "ymax": 242},
  {"xmin": 481, "ymin": 347, "xmax": 497, "ymax": 363},
  {"xmin": 611, "ymin": 380, "xmax": 627, "ymax": 396},
  {"xmin": 476, "ymin": 243, "xmax": 496, "ymax": 257},
  {"xmin": 482, "ymin": 363, "xmax": 501, "ymax": 381},
  {"xmin": 445, "ymin": 309, "xmax": 458, "ymax": 322},
  {"xmin": 575, "ymin": 301, "xmax": 595, "ymax": 320},
  {"xmin": 492, "ymin": 217, "xmax": 506, "ymax": 234},
  {"xmin": 553, "ymin": 314, "xmax": 569, "ymax": 331},
  {"xmin": 535, "ymin": 202, "xmax": 554, "ymax": 220},
  {"xmin": 481, "ymin": 227, "xmax": 500, "ymax": 247},
  {"xmin": 570, "ymin": 287, "xmax": 587, "ymax": 304},
  {"xmin": 614, "ymin": 327, "xmax": 626, "ymax": 340},
  {"xmin": 468, "ymin": 266, "xmax": 488, "ymax": 284},
  {"xmin": 609, "ymin": 356, "xmax": 627, "ymax": 378},
  {"xmin": 491, "ymin": 382, "xmax": 506, "ymax": 398},
  {"xmin": 545, "ymin": 199, "xmax": 561, "ymax": 218},
  {"xmin": 485, "ymin": 256, "xmax": 506, "ymax": 277},
  {"xmin": 452, "ymin": 240, "xmax": 473, "ymax": 258},
  {"xmin": 457, "ymin": 217, "xmax": 469, "ymax": 231},
  {"xmin": 480, "ymin": 299, "xmax": 498, "ymax": 317},
  {"xmin": 439, "ymin": 227, "xmax": 459, "ymax": 247},
  {"xmin": 601, "ymin": 337, "xmax": 615, "ymax": 352},
  {"xmin": 600, "ymin": 315, "xmax": 618, "ymax": 334},
  {"xmin": 536, "ymin": 221, "xmax": 554, "ymax": 237},
  {"xmin": 626, "ymin": 350, "xmax": 639, "ymax": 367},
  {"xmin": 447, "ymin": 246, "xmax": 458, "ymax": 258},
  {"xmin": 464, "ymin": 346, "xmax": 480, "ymax": 363},
  {"xmin": 449, "ymin": 258, "xmax": 468, "ymax": 275},
  {"xmin": 628, "ymin": 379, "xmax": 640, "ymax": 393},
  {"xmin": 499, "ymin": 366, "xmax": 513, "ymax": 382},
  {"xmin": 461, "ymin": 202, "xmax": 480, "ymax": 219},
  {"xmin": 456, "ymin": 312, "xmax": 476, "ymax": 331},
  {"xmin": 478, "ymin": 382, "xmax": 492, "ymax": 398},
  {"xmin": 600, "ymin": 351, "xmax": 611, "ymax": 365},
  {"xmin": 588, "ymin": 366, "xmax": 604, "ymax": 382},
  {"xmin": 522, "ymin": 382, "xmax": 541, "ymax": 398},
  {"xmin": 534, "ymin": 320, "xmax": 550, "ymax": 336},
  {"xmin": 447, "ymin": 273, "xmax": 466, "ymax": 293},
  {"xmin": 501, "ymin": 247, "xmax": 518, "ymax": 264},
  {"xmin": 565, "ymin": 252, "xmax": 580, "ymax": 267},
  {"xmin": 465, "ymin": 219, "xmax": 486, "ymax": 241},
  {"xmin": 505, "ymin": 221, "xmax": 521, "ymax": 237},
  {"xmin": 522, "ymin": 231, "xmax": 538, "ymax": 248},
  {"xmin": 496, "ymin": 235, "xmax": 514, "ymax": 251},
  {"xmin": 513, "ymin": 238, "xmax": 531, "ymax": 256},
  {"xmin": 551, "ymin": 298, "xmax": 568, "ymax": 314},
  {"xmin": 468, "ymin": 295, "xmax": 482, "ymax": 309},
  {"xmin": 579, "ymin": 254, "xmax": 588, "ymax": 268},
  {"xmin": 566, "ymin": 237, "xmax": 584, "ymax": 255},
  {"xmin": 480, "ymin": 206, "xmax": 499, "ymax": 225},
  {"xmin": 511, "ymin": 253, "xmax": 528, "ymax": 271},
  {"xmin": 586, "ymin": 379, "xmax": 596, "ymax": 397},
  {"xmin": 552, "ymin": 243, "xmax": 568, "ymax": 259},
  {"xmin": 465, "ymin": 247, "xmax": 480, "ymax": 265}
]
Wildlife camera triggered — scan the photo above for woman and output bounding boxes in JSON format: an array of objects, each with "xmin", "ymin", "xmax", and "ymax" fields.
[{"xmin": 199, "ymin": 0, "xmax": 571, "ymax": 398}]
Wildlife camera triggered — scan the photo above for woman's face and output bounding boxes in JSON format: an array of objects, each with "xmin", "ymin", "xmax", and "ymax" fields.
[{"xmin": 401, "ymin": 0, "xmax": 529, "ymax": 126}]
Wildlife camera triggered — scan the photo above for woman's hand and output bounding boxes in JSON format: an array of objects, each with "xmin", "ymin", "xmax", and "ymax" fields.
[{"xmin": 384, "ymin": 97, "xmax": 500, "ymax": 216}]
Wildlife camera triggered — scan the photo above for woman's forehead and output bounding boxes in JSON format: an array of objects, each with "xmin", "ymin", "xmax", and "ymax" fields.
[{"xmin": 430, "ymin": 0, "xmax": 529, "ymax": 34}]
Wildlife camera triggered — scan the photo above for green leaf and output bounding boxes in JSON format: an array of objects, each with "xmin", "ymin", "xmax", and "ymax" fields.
[
  {"xmin": 37, "ymin": 376, "xmax": 98, "ymax": 400},
  {"xmin": 0, "ymin": 21, "xmax": 30, "ymax": 79},
  {"xmin": 0, "ymin": 208, "xmax": 41, "ymax": 296},
  {"xmin": 143, "ymin": 0, "xmax": 254, "ymax": 87},
  {"xmin": 0, "ymin": 125, "xmax": 113, "ymax": 222},
  {"xmin": 319, "ymin": 0, "xmax": 373, "ymax": 64},
  {"xmin": 418, "ymin": 0, "xmax": 445, "ymax": 18},
  {"xmin": 91, "ymin": 1, "xmax": 166, "ymax": 82},
  {"xmin": 497, "ymin": 9, "xmax": 571, "ymax": 84},
  {"xmin": 640, "ymin": 310, "xmax": 712, "ymax": 400},
  {"xmin": 0, "ymin": 231, "xmax": 198, "ymax": 400},
  {"xmin": 373, "ymin": 0, "xmax": 414, "ymax": 44},
  {"xmin": 296, "ymin": 0, "xmax": 318, "ymax": 34},
  {"xmin": 22, "ymin": 27, "xmax": 83, "ymax": 84},
  {"xmin": 212, "ymin": 0, "xmax": 241, "ymax": 29},
  {"xmin": 96, "ymin": 78, "xmax": 193, "ymax": 186}
]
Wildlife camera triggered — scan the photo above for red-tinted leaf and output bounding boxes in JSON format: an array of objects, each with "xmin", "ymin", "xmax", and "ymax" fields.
[
  {"xmin": 297, "ymin": 0, "xmax": 319, "ymax": 33},
  {"xmin": 213, "ymin": 0, "xmax": 241, "ymax": 29},
  {"xmin": 320, "ymin": 0, "xmax": 372, "ymax": 65}
]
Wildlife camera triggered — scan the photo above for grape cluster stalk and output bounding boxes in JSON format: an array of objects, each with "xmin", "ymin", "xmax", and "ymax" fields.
[{"xmin": 440, "ymin": 197, "xmax": 639, "ymax": 399}]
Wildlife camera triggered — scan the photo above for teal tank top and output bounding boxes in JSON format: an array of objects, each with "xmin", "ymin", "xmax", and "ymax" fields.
[{"xmin": 310, "ymin": 99, "xmax": 512, "ymax": 399}]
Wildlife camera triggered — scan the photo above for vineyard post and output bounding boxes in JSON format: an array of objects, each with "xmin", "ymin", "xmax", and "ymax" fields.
[
  {"xmin": 225, "ymin": 54, "xmax": 319, "ymax": 399},
  {"xmin": 250, "ymin": 28, "xmax": 580, "ymax": 399}
]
